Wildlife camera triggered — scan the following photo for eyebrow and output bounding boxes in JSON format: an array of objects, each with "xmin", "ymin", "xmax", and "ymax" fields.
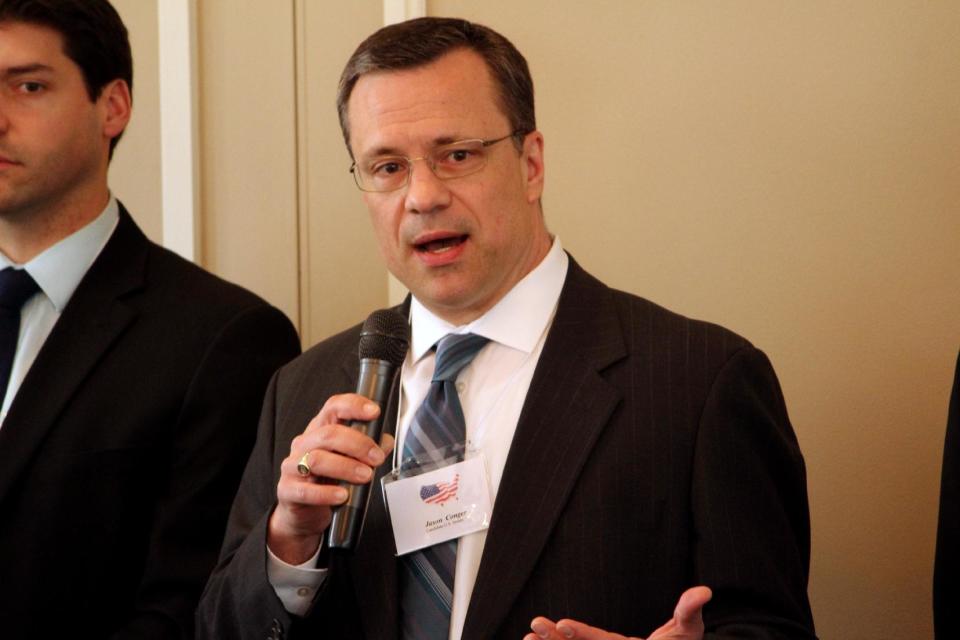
[
  {"xmin": 362, "ymin": 135, "xmax": 470, "ymax": 159},
  {"xmin": 0, "ymin": 63, "xmax": 55, "ymax": 79}
]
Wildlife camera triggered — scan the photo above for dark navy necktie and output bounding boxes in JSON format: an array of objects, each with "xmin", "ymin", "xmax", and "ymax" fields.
[
  {"xmin": 400, "ymin": 333, "xmax": 490, "ymax": 640},
  {"xmin": 0, "ymin": 268, "xmax": 39, "ymax": 400}
]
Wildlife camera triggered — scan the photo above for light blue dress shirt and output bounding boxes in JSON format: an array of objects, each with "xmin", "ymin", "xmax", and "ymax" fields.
[{"xmin": 0, "ymin": 198, "xmax": 119, "ymax": 425}]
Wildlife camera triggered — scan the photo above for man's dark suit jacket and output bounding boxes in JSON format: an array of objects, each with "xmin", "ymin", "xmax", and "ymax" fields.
[
  {"xmin": 197, "ymin": 257, "xmax": 816, "ymax": 639},
  {"xmin": 934, "ymin": 350, "xmax": 960, "ymax": 638},
  {"xmin": 0, "ymin": 205, "xmax": 301, "ymax": 638}
]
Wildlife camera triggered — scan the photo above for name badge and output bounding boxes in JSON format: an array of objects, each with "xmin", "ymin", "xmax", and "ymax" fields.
[{"xmin": 382, "ymin": 455, "xmax": 493, "ymax": 555}]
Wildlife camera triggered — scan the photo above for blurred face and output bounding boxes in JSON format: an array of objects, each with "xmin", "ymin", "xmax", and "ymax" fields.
[
  {"xmin": 347, "ymin": 48, "xmax": 550, "ymax": 325},
  {"xmin": 0, "ymin": 21, "xmax": 127, "ymax": 231}
]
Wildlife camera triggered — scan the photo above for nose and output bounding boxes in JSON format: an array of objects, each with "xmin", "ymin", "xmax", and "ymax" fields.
[{"xmin": 403, "ymin": 158, "xmax": 451, "ymax": 215}]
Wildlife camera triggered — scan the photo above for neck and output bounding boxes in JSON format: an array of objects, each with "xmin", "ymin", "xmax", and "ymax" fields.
[
  {"xmin": 428, "ymin": 232, "xmax": 554, "ymax": 327},
  {"xmin": 0, "ymin": 187, "xmax": 110, "ymax": 264}
]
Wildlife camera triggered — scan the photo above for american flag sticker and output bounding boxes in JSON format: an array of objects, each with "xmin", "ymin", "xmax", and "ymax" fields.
[{"xmin": 419, "ymin": 474, "xmax": 460, "ymax": 505}]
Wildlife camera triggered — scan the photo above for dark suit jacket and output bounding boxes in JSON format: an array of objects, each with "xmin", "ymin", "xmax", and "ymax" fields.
[
  {"xmin": 934, "ymin": 350, "xmax": 960, "ymax": 638},
  {"xmin": 0, "ymin": 205, "xmax": 301, "ymax": 638},
  {"xmin": 198, "ymin": 257, "xmax": 815, "ymax": 639}
]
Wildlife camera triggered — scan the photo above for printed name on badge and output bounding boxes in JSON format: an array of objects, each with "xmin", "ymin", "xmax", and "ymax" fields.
[{"xmin": 383, "ymin": 456, "xmax": 493, "ymax": 555}]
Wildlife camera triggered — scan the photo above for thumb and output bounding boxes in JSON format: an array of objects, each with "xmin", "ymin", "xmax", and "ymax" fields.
[{"xmin": 673, "ymin": 586, "xmax": 712, "ymax": 632}]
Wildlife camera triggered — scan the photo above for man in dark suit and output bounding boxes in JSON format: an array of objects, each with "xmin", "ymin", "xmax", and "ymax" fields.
[
  {"xmin": 198, "ymin": 18, "xmax": 815, "ymax": 640},
  {"xmin": 934, "ymin": 351, "xmax": 960, "ymax": 638},
  {"xmin": 0, "ymin": 1, "xmax": 300, "ymax": 637}
]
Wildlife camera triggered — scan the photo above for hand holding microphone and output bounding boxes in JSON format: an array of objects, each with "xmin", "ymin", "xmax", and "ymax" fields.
[{"xmin": 268, "ymin": 310, "xmax": 408, "ymax": 564}]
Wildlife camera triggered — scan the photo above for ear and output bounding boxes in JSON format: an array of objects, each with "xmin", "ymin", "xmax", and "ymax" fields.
[
  {"xmin": 99, "ymin": 78, "xmax": 132, "ymax": 142},
  {"xmin": 520, "ymin": 131, "xmax": 545, "ymax": 204}
]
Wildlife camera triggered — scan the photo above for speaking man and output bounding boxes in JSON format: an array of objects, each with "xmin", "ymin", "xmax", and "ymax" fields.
[
  {"xmin": 0, "ymin": 1, "xmax": 300, "ymax": 637},
  {"xmin": 199, "ymin": 17, "xmax": 816, "ymax": 640}
]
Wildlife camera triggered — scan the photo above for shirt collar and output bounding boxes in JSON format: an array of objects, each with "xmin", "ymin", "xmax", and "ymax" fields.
[
  {"xmin": 0, "ymin": 197, "xmax": 120, "ymax": 312},
  {"xmin": 409, "ymin": 237, "xmax": 569, "ymax": 362}
]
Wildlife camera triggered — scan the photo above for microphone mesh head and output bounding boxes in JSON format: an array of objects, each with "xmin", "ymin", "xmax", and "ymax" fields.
[{"xmin": 358, "ymin": 308, "xmax": 409, "ymax": 366}]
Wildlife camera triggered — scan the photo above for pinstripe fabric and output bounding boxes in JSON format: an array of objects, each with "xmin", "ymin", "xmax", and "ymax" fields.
[{"xmin": 400, "ymin": 333, "xmax": 489, "ymax": 640}]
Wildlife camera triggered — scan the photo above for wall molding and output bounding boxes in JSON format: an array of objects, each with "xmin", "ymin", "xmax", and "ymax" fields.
[
  {"xmin": 157, "ymin": 0, "xmax": 200, "ymax": 262},
  {"xmin": 383, "ymin": 0, "xmax": 426, "ymax": 25}
]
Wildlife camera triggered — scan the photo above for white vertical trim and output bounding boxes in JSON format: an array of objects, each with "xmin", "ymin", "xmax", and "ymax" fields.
[
  {"xmin": 293, "ymin": 0, "xmax": 311, "ymax": 342},
  {"xmin": 383, "ymin": 0, "xmax": 425, "ymax": 304},
  {"xmin": 383, "ymin": 0, "xmax": 426, "ymax": 25},
  {"xmin": 157, "ymin": 0, "xmax": 200, "ymax": 262}
]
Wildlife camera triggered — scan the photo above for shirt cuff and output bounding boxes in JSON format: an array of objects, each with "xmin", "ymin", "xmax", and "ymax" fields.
[{"xmin": 266, "ymin": 543, "xmax": 328, "ymax": 617}]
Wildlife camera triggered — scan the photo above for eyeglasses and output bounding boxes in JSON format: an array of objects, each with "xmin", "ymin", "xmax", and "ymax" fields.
[{"xmin": 349, "ymin": 132, "xmax": 524, "ymax": 193}]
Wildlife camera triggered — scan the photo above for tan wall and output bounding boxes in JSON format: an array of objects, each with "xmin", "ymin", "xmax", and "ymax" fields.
[
  {"xmin": 196, "ymin": 0, "xmax": 387, "ymax": 343},
  {"xmin": 110, "ymin": 0, "xmax": 162, "ymax": 242},
  {"xmin": 296, "ymin": 0, "xmax": 386, "ymax": 344},
  {"xmin": 196, "ymin": 0, "xmax": 301, "ymax": 327},
  {"xmin": 145, "ymin": 1, "xmax": 958, "ymax": 637}
]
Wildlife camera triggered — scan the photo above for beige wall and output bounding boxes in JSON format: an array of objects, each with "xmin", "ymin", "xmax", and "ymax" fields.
[
  {"xmin": 195, "ymin": 0, "xmax": 386, "ymax": 342},
  {"xmin": 110, "ymin": 0, "xmax": 162, "ymax": 242},
  {"xmin": 135, "ymin": 1, "xmax": 957, "ymax": 637},
  {"xmin": 196, "ymin": 0, "xmax": 301, "ymax": 327},
  {"xmin": 296, "ymin": 0, "xmax": 386, "ymax": 344}
]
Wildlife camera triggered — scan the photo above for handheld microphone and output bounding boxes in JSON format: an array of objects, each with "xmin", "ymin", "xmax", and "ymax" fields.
[{"xmin": 328, "ymin": 308, "xmax": 409, "ymax": 550}]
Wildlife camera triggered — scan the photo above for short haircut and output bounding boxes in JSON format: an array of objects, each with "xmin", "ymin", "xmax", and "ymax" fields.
[
  {"xmin": 0, "ymin": 0, "xmax": 133, "ymax": 156},
  {"xmin": 337, "ymin": 17, "xmax": 535, "ymax": 157}
]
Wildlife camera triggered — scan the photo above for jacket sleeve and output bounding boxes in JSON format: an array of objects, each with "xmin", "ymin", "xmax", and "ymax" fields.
[
  {"xmin": 196, "ymin": 359, "xmax": 307, "ymax": 640},
  {"xmin": 693, "ymin": 347, "xmax": 818, "ymax": 639}
]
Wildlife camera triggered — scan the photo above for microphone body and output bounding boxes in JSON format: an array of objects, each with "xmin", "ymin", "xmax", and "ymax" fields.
[{"xmin": 328, "ymin": 309, "xmax": 408, "ymax": 550}]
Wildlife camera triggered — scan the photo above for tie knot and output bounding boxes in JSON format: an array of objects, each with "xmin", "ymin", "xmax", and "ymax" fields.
[
  {"xmin": 0, "ymin": 268, "xmax": 39, "ymax": 312},
  {"xmin": 432, "ymin": 333, "xmax": 489, "ymax": 382}
]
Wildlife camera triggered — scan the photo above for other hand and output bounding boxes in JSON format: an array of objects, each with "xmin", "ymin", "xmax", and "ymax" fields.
[
  {"xmin": 267, "ymin": 393, "xmax": 394, "ymax": 564},
  {"xmin": 525, "ymin": 586, "xmax": 712, "ymax": 640}
]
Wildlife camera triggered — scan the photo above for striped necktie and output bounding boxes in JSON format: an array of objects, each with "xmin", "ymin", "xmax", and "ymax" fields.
[
  {"xmin": 0, "ymin": 268, "xmax": 39, "ymax": 400},
  {"xmin": 400, "ymin": 333, "xmax": 489, "ymax": 640}
]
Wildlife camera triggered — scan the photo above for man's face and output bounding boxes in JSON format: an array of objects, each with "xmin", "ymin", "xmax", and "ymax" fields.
[
  {"xmin": 347, "ymin": 48, "xmax": 550, "ymax": 325},
  {"xmin": 0, "ymin": 21, "xmax": 122, "ymax": 224}
]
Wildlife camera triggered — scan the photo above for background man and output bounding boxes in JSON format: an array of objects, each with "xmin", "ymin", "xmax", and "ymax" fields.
[
  {"xmin": 0, "ymin": 0, "xmax": 300, "ymax": 637},
  {"xmin": 199, "ymin": 18, "xmax": 815, "ymax": 640},
  {"xmin": 934, "ymin": 350, "xmax": 960, "ymax": 638}
]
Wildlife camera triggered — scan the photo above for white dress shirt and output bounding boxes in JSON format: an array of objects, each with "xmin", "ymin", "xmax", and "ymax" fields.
[
  {"xmin": 0, "ymin": 198, "xmax": 119, "ymax": 426},
  {"xmin": 270, "ymin": 239, "xmax": 568, "ymax": 639}
]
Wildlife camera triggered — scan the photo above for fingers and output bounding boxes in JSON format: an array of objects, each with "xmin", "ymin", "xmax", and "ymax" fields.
[
  {"xmin": 284, "ymin": 443, "xmax": 379, "ymax": 484},
  {"xmin": 672, "ymin": 586, "xmax": 711, "ymax": 631},
  {"xmin": 526, "ymin": 617, "xmax": 562, "ymax": 640},
  {"xmin": 313, "ymin": 392, "xmax": 382, "ymax": 430},
  {"xmin": 302, "ymin": 394, "xmax": 386, "ymax": 464},
  {"xmin": 292, "ymin": 394, "xmax": 387, "ymax": 474},
  {"xmin": 268, "ymin": 394, "xmax": 392, "ymax": 564},
  {"xmin": 527, "ymin": 587, "xmax": 712, "ymax": 640},
  {"xmin": 528, "ymin": 617, "xmax": 633, "ymax": 640},
  {"xmin": 646, "ymin": 586, "xmax": 711, "ymax": 639}
]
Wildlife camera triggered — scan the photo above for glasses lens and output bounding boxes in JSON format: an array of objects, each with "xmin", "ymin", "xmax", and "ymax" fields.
[
  {"xmin": 431, "ymin": 140, "xmax": 487, "ymax": 180},
  {"xmin": 357, "ymin": 157, "xmax": 410, "ymax": 192}
]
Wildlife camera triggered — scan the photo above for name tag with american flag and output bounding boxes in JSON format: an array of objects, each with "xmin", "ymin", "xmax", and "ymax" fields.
[{"xmin": 382, "ymin": 455, "xmax": 492, "ymax": 555}]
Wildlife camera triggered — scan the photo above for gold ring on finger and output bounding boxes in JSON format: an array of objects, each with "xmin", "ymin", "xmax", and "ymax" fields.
[{"xmin": 297, "ymin": 452, "xmax": 312, "ymax": 477}]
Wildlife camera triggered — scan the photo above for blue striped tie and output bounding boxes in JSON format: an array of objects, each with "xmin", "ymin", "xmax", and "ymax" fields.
[{"xmin": 400, "ymin": 333, "xmax": 489, "ymax": 640}]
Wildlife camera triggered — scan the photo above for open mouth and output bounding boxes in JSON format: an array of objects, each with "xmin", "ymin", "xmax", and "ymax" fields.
[{"xmin": 415, "ymin": 234, "xmax": 468, "ymax": 254}]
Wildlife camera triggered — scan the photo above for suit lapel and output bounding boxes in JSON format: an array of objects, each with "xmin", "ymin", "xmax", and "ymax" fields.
[
  {"xmin": 462, "ymin": 259, "xmax": 626, "ymax": 639},
  {"xmin": 0, "ymin": 207, "xmax": 146, "ymax": 506}
]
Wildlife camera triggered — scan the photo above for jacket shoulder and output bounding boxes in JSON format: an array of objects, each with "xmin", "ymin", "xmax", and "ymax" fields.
[
  {"xmin": 563, "ymin": 257, "xmax": 753, "ymax": 365},
  {"xmin": 608, "ymin": 287, "xmax": 753, "ymax": 359}
]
